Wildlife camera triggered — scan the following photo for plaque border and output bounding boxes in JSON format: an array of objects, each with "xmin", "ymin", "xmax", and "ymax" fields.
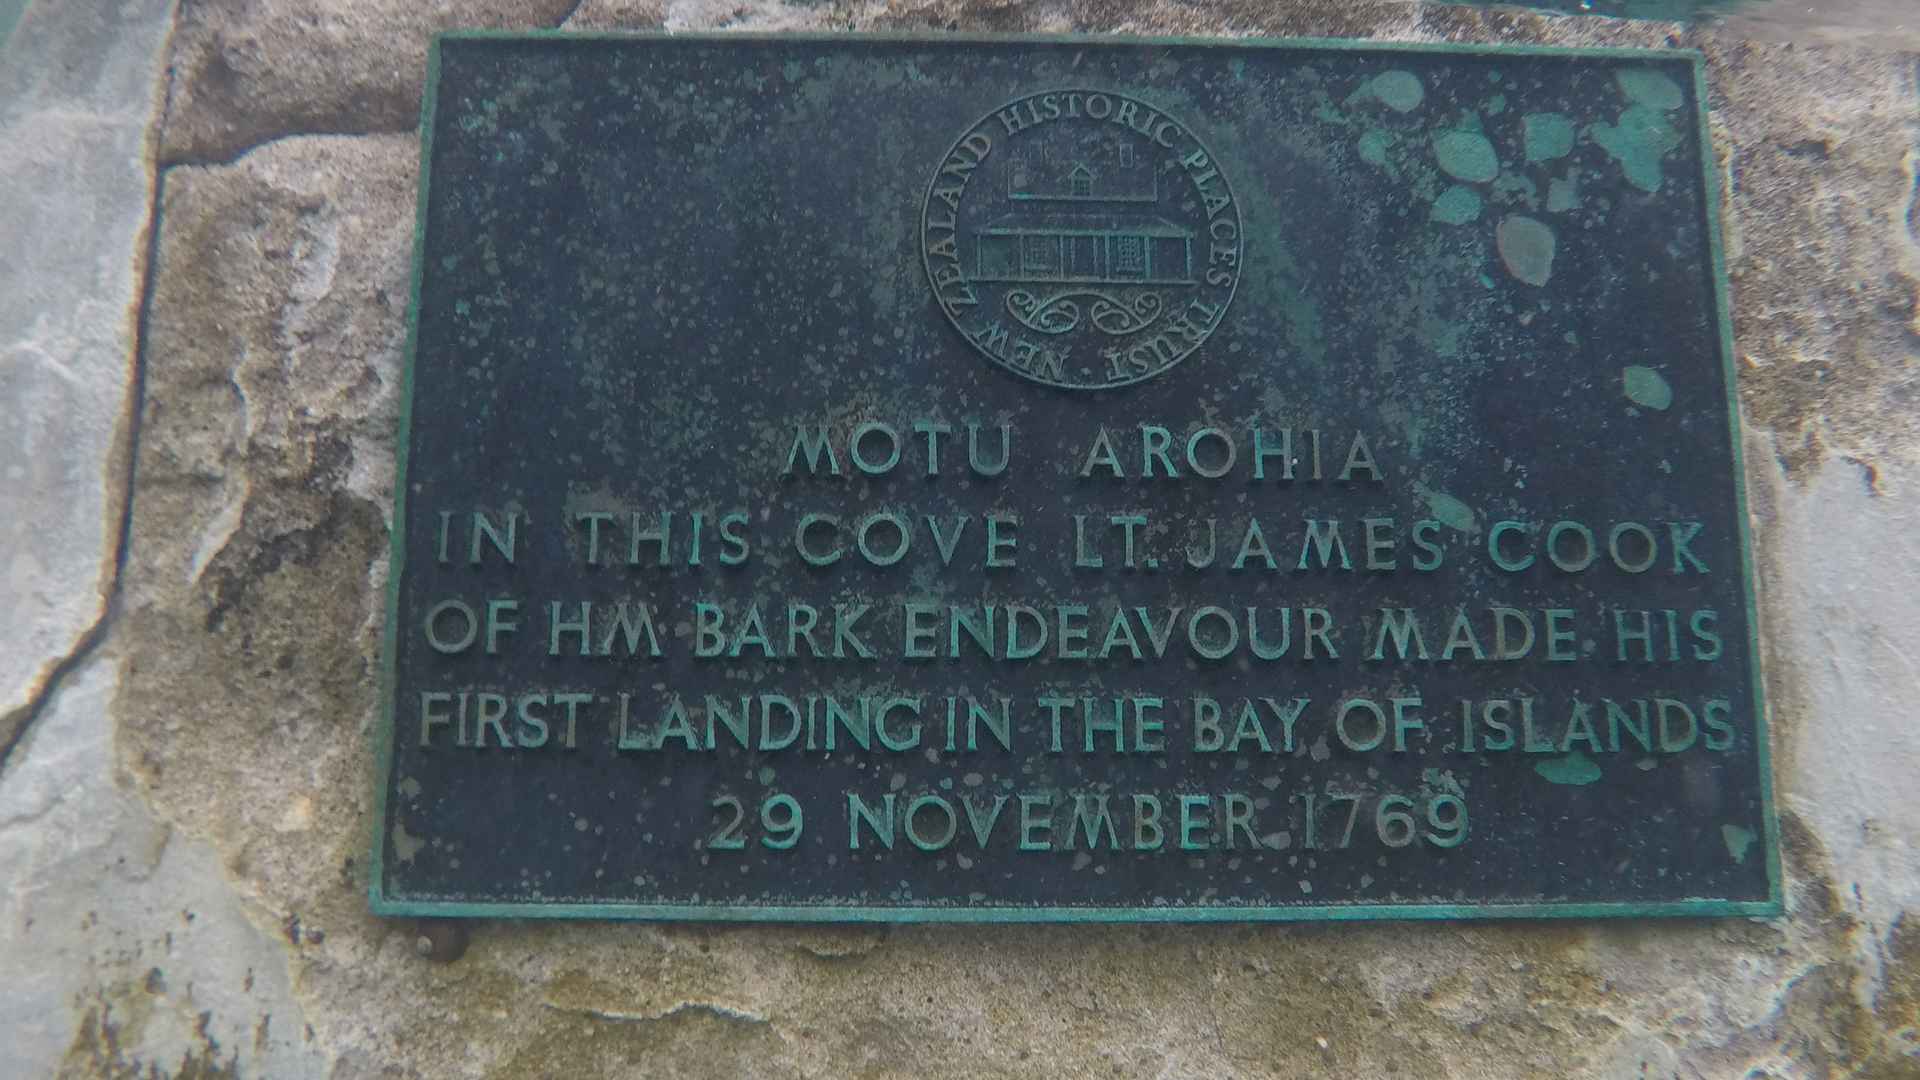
[{"xmin": 369, "ymin": 31, "xmax": 1783, "ymax": 923}]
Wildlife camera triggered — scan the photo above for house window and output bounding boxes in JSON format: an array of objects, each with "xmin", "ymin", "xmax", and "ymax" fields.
[
  {"xmin": 1115, "ymin": 235, "xmax": 1145, "ymax": 274},
  {"xmin": 1023, "ymin": 235, "xmax": 1057, "ymax": 275},
  {"xmin": 1069, "ymin": 165, "xmax": 1093, "ymax": 198},
  {"xmin": 1118, "ymin": 142, "xmax": 1134, "ymax": 167}
]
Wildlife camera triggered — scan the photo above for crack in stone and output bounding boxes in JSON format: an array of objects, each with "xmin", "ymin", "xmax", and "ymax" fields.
[
  {"xmin": 0, "ymin": 164, "xmax": 168, "ymax": 775},
  {"xmin": 0, "ymin": 616, "xmax": 111, "ymax": 772}
]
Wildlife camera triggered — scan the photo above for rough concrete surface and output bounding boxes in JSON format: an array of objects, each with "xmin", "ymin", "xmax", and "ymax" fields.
[
  {"xmin": 1, "ymin": 0, "xmax": 1917, "ymax": 1076},
  {"xmin": 159, "ymin": 0, "xmax": 579, "ymax": 166},
  {"xmin": 1718, "ymin": 0, "xmax": 1920, "ymax": 52}
]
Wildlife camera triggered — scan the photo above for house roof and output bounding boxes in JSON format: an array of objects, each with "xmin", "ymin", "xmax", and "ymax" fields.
[{"xmin": 977, "ymin": 213, "xmax": 1192, "ymax": 238}]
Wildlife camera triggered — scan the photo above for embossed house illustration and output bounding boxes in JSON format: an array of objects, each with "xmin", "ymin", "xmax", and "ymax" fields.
[{"xmin": 974, "ymin": 130, "xmax": 1194, "ymax": 285}]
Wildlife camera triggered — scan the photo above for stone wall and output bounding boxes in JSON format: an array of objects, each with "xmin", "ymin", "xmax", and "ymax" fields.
[{"xmin": 2, "ymin": 0, "xmax": 1916, "ymax": 1076}]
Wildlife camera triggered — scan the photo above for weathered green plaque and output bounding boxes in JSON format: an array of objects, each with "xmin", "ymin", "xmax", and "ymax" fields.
[{"xmin": 371, "ymin": 32, "xmax": 1781, "ymax": 921}]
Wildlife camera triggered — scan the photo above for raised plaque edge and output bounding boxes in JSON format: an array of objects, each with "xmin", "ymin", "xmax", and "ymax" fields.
[{"xmin": 367, "ymin": 31, "xmax": 1783, "ymax": 923}]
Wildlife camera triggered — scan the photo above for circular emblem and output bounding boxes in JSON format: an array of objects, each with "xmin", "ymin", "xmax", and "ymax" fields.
[{"xmin": 922, "ymin": 90, "xmax": 1241, "ymax": 390}]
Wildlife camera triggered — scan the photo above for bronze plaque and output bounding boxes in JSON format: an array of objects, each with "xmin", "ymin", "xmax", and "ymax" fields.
[{"xmin": 371, "ymin": 33, "xmax": 1779, "ymax": 921}]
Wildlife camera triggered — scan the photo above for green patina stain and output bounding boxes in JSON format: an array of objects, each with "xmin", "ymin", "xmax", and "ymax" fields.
[
  {"xmin": 1433, "ymin": 130, "xmax": 1498, "ymax": 183},
  {"xmin": 1363, "ymin": 69, "xmax": 1425, "ymax": 113},
  {"xmin": 1448, "ymin": 110, "xmax": 1489, "ymax": 137},
  {"xmin": 1418, "ymin": 314, "xmax": 1465, "ymax": 359},
  {"xmin": 391, "ymin": 821, "xmax": 426, "ymax": 862},
  {"xmin": 1357, "ymin": 129, "xmax": 1392, "ymax": 167},
  {"xmin": 1547, "ymin": 175, "xmax": 1581, "ymax": 213},
  {"xmin": 1495, "ymin": 214, "xmax": 1556, "ymax": 286},
  {"xmin": 1484, "ymin": 93, "xmax": 1508, "ymax": 116},
  {"xmin": 1722, "ymin": 824, "xmax": 1756, "ymax": 864},
  {"xmin": 1417, "ymin": 484, "xmax": 1477, "ymax": 533},
  {"xmin": 1535, "ymin": 752, "xmax": 1602, "ymax": 786},
  {"xmin": 1522, "ymin": 113, "xmax": 1575, "ymax": 162},
  {"xmin": 1617, "ymin": 68, "xmax": 1685, "ymax": 112},
  {"xmin": 1591, "ymin": 106, "xmax": 1683, "ymax": 193},
  {"xmin": 1492, "ymin": 172, "xmax": 1539, "ymax": 208},
  {"xmin": 1431, "ymin": 185, "xmax": 1482, "ymax": 225},
  {"xmin": 1196, "ymin": 119, "xmax": 1328, "ymax": 372},
  {"xmin": 1623, "ymin": 365, "xmax": 1674, "ymax": 410}
]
